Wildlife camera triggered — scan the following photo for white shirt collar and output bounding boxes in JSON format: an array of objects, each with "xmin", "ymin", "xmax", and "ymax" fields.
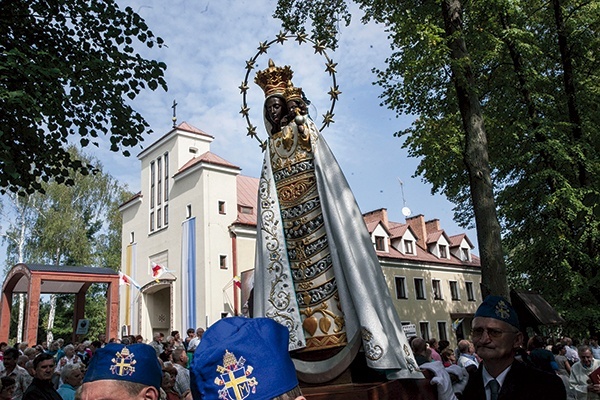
[{"xmin": 482, "ymin": 364, "xmax": 512, "ymax": 400}]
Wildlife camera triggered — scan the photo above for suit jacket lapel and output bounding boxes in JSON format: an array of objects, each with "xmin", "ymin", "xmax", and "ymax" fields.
[{"xmin": 498, "ymin": 360, "xmax": 522, "ymax": 400}]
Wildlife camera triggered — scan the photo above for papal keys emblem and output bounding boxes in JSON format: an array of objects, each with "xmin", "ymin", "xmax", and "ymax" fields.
[
  {"xmin": 495, "ymin": 299, "xmax": 511, "ymax": 320},
  {"xmin": 214, "ymin": 350, "xmax": 258, "ymax": 400},
  {"xmin": 110, "ymin": 346, "xmax": 136, "ymax": 376}
]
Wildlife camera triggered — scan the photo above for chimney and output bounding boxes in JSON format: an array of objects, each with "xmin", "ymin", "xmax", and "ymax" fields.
[
  {"xmin": 379, "ymin": 208, "xmax": 389, "ymax": 229},
  {"xmin": 363, "ymin": 208, "xmax": 389, "ymax": 230},
  {"xmin": 425, "ymin": 219, "xmax": 441, "ymax": 235},
  {"xmin": 406, "ymin": 214, "xmax": 426, "ymax": 249}
]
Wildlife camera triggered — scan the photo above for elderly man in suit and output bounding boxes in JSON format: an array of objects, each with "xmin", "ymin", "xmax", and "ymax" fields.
[{"xmin": 462, "ymin": 295, "xmax": 566, "ymax": 400}]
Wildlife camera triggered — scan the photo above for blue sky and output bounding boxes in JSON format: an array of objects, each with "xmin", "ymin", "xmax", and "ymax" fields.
[{"xmin": 0, "ymin": 0, "xmax": 479, "ymax": 270}]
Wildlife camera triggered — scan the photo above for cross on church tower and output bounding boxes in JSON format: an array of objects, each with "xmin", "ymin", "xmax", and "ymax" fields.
[{"xmin": 172, "ymin": 99, "xmax": 178, "ymax": 127}]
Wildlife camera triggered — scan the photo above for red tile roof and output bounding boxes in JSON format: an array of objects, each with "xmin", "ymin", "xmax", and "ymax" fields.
[
  {"xmin": 427, "ymin": 230, "xmax": 445, "ymax": 244},
  {"xmin": 138, "ymin": 122, "xmax": 213, "ymax": 158},
  {"xmin": 366, "ymin": 221, "xmax": 380, "ymax": 233},
  {"xmin": 175, "ymin": 151, "xmax": 240, "ymax": 176},
  {"xmin": 235, "ymin": 175, "xmax": 259, "ymax": 226},
  {"xmin": 389, "ymin": 223, "xmax": 409, "ymax": 237},
  {"xmin": 449, "ymin": 233, "xmax": 474, "ymax": 249},
  {"xmin": 176, "ymin": 121, "xmax": 213, "ymax": 138},
  {"xmin": 119, "ymin": 192, "xmax": 142, "ymax": 209},
  {"xmin": 365, "ymin": 211, "xmax": 480, "ymax": 268}
]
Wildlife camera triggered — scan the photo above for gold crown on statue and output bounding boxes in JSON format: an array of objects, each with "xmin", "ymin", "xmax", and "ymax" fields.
[
  {"xmin": 255, "ymin": 59, "xmax": 294, "ymax": 97},
  {"xmin": 284, "ymin": 82, "xmax": 303, "ymax": 102}
]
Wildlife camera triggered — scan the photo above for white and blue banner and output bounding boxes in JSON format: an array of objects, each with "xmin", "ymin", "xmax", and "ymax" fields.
[{"xmin": 181, "ymin": 217, "xmax": 197, "ymax": 330}]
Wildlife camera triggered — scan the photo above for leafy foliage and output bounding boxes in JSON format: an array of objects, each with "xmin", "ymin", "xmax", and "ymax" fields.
[
  {"xmin": 2, "ymin": 147, "xmax": 132, "ymax": 342},
  {"xmin": 0, "ymin": 0, "xmax": 167, "ymax": 195},
  {"xmin": 274, "ymin": 0, "xmax": 600, "ymax": 336}
]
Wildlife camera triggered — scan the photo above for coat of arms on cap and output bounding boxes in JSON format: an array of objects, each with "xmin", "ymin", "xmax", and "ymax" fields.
[
  {"xmin": 495, "ymin": 300, "xmax": 510, "ymax": 320},
  {"xmin": 110, "ymin": 346, "xmax": 136, "ymax": 376},
  {"xmin": 214, "ymin": 350, "xmax": 258, "ymax": 400}
]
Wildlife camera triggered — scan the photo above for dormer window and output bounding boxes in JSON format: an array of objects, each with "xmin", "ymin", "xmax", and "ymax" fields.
[
  {"xmin": 375, "ymin": 236, "xmax": 386, "ymax": 251},
  {"xmin": 404, "ymin": 240, "xmax": 414, "ymax": 255},
  {"xmin": 439, "ymin": 244, "xmax": 447, "ymax": 259},
  {"xmin": 461, "ymin": 248, "xmax": 470, "ymax": 261}
]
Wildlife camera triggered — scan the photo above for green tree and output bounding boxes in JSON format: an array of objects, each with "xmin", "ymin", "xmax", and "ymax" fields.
[
  {"xmin": 0, "ymin": 0, "xmax": 167, "ymax": 195},
  {"xmin": 2, "ymin": 147, "xmax": 132, "ymax": 342},
  {"xmin": 273, "ymin": 0, "xmax": 600, "ymax": 335}
]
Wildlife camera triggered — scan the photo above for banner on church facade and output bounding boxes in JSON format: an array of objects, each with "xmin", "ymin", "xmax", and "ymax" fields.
[{"xmin": 181, "ymin": 218, "xmax": 197, "ymax": 330}]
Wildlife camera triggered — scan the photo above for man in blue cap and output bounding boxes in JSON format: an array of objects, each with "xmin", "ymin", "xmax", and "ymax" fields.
[
  {"xmin": 78, "ymin": 343, "xmax": 162, "ymax": 400},
  {"xmin": 462, "ymin": 295, "xmax": 566, "ymax": 400},
  {"xmin": 190, "ymin": 317, "xmax": 306, "ymax": 400}
]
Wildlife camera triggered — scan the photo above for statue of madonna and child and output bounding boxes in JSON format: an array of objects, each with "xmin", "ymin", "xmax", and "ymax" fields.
[{"xmin": 251, "ymin": 60, "xmax": 422, "ymax": 383}]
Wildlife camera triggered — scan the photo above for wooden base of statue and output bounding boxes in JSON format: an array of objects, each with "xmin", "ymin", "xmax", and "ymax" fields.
[{"xmin": 298, "ymin": 352, "xmax": 437, "ymax": 400}]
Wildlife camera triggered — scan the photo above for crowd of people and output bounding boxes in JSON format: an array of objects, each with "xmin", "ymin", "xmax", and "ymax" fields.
[
  {"xmin": 1, "ymin": 296, "xmax": 599, "ymax": 399},
  {"xmin": 0, "ymin": 320, "xmax": 307, "ymax": 400},
  {"xmin": 0, "ymin": 328, "xmax": 205, "ymax": 400}
]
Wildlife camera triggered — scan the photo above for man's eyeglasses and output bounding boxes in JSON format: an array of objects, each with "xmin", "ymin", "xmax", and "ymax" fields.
[{"xmin": 471, "ymin": 327, "xmax": 519, "ymax": 339}]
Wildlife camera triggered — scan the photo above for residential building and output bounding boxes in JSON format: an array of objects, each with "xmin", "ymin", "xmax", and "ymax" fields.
[
  {"xmin": 119, "ymin": 122, "xmax": 481, "ymax": 346},
  {"xmin": 365, "ymin": 209, "xmax": 481, "ymax": 344}
]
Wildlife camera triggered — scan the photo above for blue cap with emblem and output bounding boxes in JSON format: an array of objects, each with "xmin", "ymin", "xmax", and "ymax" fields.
[
  {"xmin": 474, "ymin": 295, "xmax": 520, "ymax": 330},
  {"xmin": 190, "ymin": 317, "xmax": 298, "ymax": 400},
  {"xmin": 82, "ymin": 343, "xmax": 162, "ymax": 391}
]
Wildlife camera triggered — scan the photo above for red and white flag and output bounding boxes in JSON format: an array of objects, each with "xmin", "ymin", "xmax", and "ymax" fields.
[
  {"xmin": 151, "ymin": 262, "xmax": 173, "ymax": 280},
  {"xmin": 233, "ymin": 275, "xmax": 242, "ymax": 289},
  {"xmin": 119, "ymin": 271, "xmax": 140, "ymax": 289}
]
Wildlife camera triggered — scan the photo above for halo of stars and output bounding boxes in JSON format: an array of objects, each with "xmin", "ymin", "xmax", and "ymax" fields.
[{"xmin": 240, "ymin": 31, "xmax": 341, "ymax": 151}]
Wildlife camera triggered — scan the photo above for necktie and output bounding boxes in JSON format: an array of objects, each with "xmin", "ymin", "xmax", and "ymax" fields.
[{"xmin": 488, "ymin": 379, "xmax": 500, "ymax": 400}]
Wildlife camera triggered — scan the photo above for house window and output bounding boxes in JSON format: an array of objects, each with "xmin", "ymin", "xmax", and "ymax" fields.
[
  {"xmin": 437, "ymin": 321, "xmax": 448, "ymax": 341},
  {"xmin": 218, "ymin": 201, "xmax": 226, "ymax": 214},
  {"xmin": 414, "ymin": 278, "xmax": 426, "ymax": 300},
  {"xmin": 466, "ymin": 282, "xmax": 475, "ymax": 301},
  {"xmin": 439, "ymin": 244, "xmax": 447, "ymax": 258},
  {"xmin": 219, "ymin": 255, "xmax": 227, "ymax": 270},
  {"xmin": 450, "ymin": 281, "xmax": 460, "ymax": 300},
  {"xmin": 130, "ymin": 232, "xmax": 135, "ymax": 243},
  {"xmin": 164, "ymin": 152, "xmax": 169, "ymax": 202},
  {"xmin": 419, "ymin": 321, "xmax": 430, "ymax": 340},
  {"xmin": 157, "ymin": 208, "xmax": 162, "ymax": 229},
  {"xmin": 157, "ymin": 157, "xmax": 162, "ymax": 206},
  {"xmin": 375, "ymin": 236, "xmax": 385, "ymax": 251},
  {"xmin": 150, "ymin": 211, "xmax": 155, "ymax": 232},
  {"xmin": 461, "ymin": 248, "xmax": 470, "ymax": 261},
  {"xmin": 395, "ymin": 277, "xmax": 407, "ymax": 299},
  {"xmin": 150, "ymin": 161, "xmax": 155, "ymax": 209},
  {"xmin": 186, "ymin": 204, "xmax": 192, "ymax": 219},
  {"xmin": 432, "ymin": 279, "xmax": 442, "ymax": 300},
  {"xmin": 164, "ymin": 204, "xmax": 169, "ymax": 226},
  {"xmin": 404, "ymin": 240, "xmax": 414, "ymax": 254}
]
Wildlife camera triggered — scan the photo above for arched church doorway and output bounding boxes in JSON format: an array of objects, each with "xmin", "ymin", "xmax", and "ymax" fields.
[{"xmin": 139, "ymin": 281, "xmax": 173, "ymax": 338}]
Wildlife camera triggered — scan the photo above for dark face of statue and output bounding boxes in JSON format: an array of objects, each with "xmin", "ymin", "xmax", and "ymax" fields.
[{"xmin": 266, "ymin": 96, "xmax": 286, "ymax": 130}]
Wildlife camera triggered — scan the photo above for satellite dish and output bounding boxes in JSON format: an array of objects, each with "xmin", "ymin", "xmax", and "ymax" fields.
[{"xmin": 402, "ymin": 206, "xmax": 412, "ymax": 217}]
